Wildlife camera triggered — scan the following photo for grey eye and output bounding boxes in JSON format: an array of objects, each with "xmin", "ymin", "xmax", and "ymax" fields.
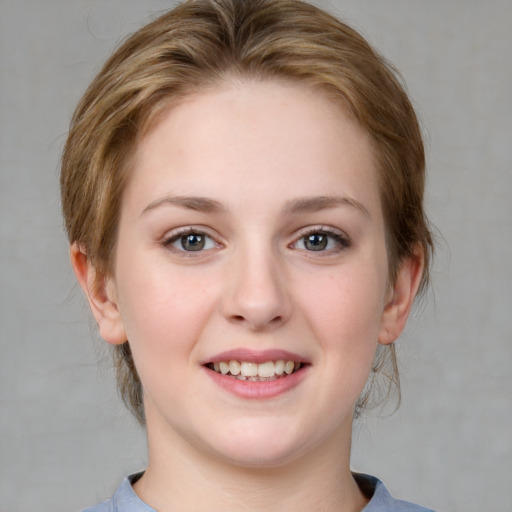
[
  {"xmin": 293, "ymin": 229, "xmax": 350, "ymax": 253},
  {"xmin": 167, "ymin": 232, "xmax": 216, "ymax": 252},
  {"xmin": 180, "ymin": 233, "xmax": 206, "ymax": 251},
  {"xmin": 303, "ymin": 233, "xmax": 328, "ymax": 251}
]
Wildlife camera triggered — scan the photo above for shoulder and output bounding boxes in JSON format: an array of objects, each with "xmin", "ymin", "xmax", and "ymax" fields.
[
  {"xmin": 354, "ymin": 473, "xmax": 436, "ymax": 512},
  {"xmin": 81, "ymin": 500, "xmax": 113, "ymax": 512},
  {"xmin": 81, "ymin": 472, "xmax": 155, "ymax": 512}
]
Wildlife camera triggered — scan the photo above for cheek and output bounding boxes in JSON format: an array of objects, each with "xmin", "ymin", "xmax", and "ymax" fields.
[
  {"xmin": 296, "ymin": 265, "xmax": 387, "ymax": 391},
  {"xmin": 301, "ymin": 267, "xmax": 386, "ymax": 339},
  {"xmin": 114, "ymin": 264, "xmax": 219, "ymax": 370},
  {"xmin": 287, "ymin": 265, "xmax": 388, "ymax": 426}
]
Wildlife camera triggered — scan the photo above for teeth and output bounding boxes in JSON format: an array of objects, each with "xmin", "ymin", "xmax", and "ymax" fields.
[
  {"xmin": 258, "ymin": 361, "xmax": 275, "ymax": 378},
  {"xmin": 240, "ymin": 362, "xmax": 258, "ymax": 377},
  {"xmin": 228, "ymin": 360, "xmax": 241, "ymax": 375},
  {"xmin": 210, "ymin": 359, "xmax": 301, "ymax": 379},
  {"xmin": 275, "ymin": 360, "xmax": 285, "ymax": 375}
]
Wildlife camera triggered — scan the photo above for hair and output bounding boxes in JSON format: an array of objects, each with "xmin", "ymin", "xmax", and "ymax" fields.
[{"xmin": 61, "ymin": 0, "xmax": 433, "ymax": 424}]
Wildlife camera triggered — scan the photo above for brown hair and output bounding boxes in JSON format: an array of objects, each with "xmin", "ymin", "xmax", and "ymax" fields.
[{"xmin": 61, "ymin": 0, "xmax": 433, "ymax": 424}]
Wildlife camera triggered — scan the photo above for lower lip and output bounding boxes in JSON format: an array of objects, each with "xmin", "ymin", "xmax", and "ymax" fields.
[{"xmin": 203, "ymin": 366, "xmax": 309, "ymax": 399}]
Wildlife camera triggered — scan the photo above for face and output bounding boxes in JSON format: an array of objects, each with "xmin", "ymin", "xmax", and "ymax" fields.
[{"xmin": 84, "ymin": 80, "xmax": 417, "ymax": 469}]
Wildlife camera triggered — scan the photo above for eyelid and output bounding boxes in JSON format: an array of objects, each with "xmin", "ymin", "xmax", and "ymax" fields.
[
  {"xmin": 159, "ymin": 225, "xmax": 350, "ymax": 255},
  {"xmin": 161, "ymin": 226, "xmax": 223, "ymax": 253},
  {"xmin": 291, "ymin": 225, "xmax": 351, "ymax": 252}
]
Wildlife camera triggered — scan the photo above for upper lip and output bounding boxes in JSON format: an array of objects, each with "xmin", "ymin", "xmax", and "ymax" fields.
[{"xmin": 202, "ymin": 348, "xmax": 309, "ymax": 365}]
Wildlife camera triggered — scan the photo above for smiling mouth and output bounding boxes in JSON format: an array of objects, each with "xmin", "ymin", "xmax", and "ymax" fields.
[{"xmin": 206, "ymin": 360, "xmax": 304, "ymax": 381}]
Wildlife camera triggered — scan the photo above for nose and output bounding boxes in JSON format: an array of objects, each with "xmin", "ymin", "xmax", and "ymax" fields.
[{"xmin": 221, "ymin": 245, "xmax": 292, "ymax": 331}]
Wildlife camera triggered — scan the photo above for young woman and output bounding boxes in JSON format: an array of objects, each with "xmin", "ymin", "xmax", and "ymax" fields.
[{"xmin": 61, "ymin": 0, "xmax": 434, "ymax": 510}]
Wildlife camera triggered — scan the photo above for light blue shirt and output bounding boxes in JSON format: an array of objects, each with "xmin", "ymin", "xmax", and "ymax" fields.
[{"xmin": 82, "ymin": 472, "xmax": 435, "ymax": 511}]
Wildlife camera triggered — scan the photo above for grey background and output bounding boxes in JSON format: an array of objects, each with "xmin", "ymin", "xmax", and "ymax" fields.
[{"xmin": 1, "ymin": 1, "xmax": 510, "ymax": 511}]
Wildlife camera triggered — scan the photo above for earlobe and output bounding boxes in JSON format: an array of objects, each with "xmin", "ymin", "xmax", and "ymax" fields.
[
  {"xmin": 378, "ymin": 245, "xmax": 424, "ymax": 345},
  {"xmin": 70, "ymin": 243, "xmax": 127, "ymax": 345}
]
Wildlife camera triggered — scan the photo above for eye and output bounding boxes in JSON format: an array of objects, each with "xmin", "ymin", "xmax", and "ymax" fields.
[
  {"xmin": 164, "ymin": 229, "xmax": 217, "ymax": 252},
  {"xmin": 293, "ymin": 228, "xmax": 350, "ymax": 253}
]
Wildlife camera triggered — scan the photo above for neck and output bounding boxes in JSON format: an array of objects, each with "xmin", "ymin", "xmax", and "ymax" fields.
[{"xmin": 134, "ymin": 415, "xmax": 368, "ymax": 512}]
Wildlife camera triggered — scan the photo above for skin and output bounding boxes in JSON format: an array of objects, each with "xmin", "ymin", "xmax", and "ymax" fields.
[{"xmin": 72, "ymin": 80, "xmax": 423, "ymax": 511}]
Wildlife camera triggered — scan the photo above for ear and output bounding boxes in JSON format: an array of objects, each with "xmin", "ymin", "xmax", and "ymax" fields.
[
  {"xmin": 70, "ymin": 242, "xmax": 127, "ymax": 345},
  {"xmin": 378, "ymin": 245, "xmax": 425, "ymax": 345}
]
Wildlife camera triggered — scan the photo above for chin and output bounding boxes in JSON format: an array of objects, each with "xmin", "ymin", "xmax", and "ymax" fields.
[
  {"xmin": 216, "ymin": 444, "xmax": 305, "ymax": 469},
  {"xmin": 201, "ymin": 418, "xmax": 326, "ymax": 469}
]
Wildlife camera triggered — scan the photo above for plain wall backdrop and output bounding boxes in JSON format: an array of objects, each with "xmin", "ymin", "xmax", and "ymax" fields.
[{"xmin": 1, "ymin": 1, "xmax": 511, "ymax": 511}]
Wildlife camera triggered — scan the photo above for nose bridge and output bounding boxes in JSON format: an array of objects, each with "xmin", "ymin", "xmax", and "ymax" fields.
[{"xmin": 223, "ymin": 234, "xmax": 291, "ymax": 330}]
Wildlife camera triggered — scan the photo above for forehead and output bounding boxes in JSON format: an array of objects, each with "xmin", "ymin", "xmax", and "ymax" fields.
[{"xmin": 126, "ymin": 80, "xmax": 380, "ymax": 217}]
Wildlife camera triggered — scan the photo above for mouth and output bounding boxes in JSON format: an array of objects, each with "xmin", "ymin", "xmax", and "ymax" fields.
[{"xmin": 205, "ymin": 360, "xmax": 305, "ymax": 382}]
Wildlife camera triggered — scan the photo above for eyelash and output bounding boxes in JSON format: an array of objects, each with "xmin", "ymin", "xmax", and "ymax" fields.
[
  {"xmin": 161, "ymin": 226, "xmax": 351, "ymax": 255},
  {"xmin": 292, "ymin": 227, "xmax": 351, "ymax": 254},
  {"xmin": 162, "ymin": 227, "xmax": 219, "ymax": 254}
]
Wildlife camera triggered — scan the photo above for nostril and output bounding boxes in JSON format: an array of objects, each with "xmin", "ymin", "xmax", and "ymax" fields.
[{"xmin": 230, "ymin": 314, "xmax": 283, "ymax": 326}]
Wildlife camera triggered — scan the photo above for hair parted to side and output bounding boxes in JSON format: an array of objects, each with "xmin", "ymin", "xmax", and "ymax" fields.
[{"xmin": 61, "ymin": 0, "xmax": 433, "ymax": 424}]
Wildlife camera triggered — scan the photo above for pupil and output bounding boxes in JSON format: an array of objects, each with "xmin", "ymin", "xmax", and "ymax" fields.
[
  {"xmin": 305, "ymin": 233, "xmax": 327, "ymax": 251},
  {"xmin": 182, "ymin": 234, "xmax": 205, "ymax": 251}
]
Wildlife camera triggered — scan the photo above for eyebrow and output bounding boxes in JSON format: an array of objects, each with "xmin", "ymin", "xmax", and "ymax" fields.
[
  {"xmin": 282, "ymin": 195, "xmax": 370, "ymax": 218},
  {"xmin": 141, "ymin": 195, "xmax": 227, "ymax": 216},
  {"xmin": 141, "ymin": 194, "xmax": 370, "ymax": 218}
]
